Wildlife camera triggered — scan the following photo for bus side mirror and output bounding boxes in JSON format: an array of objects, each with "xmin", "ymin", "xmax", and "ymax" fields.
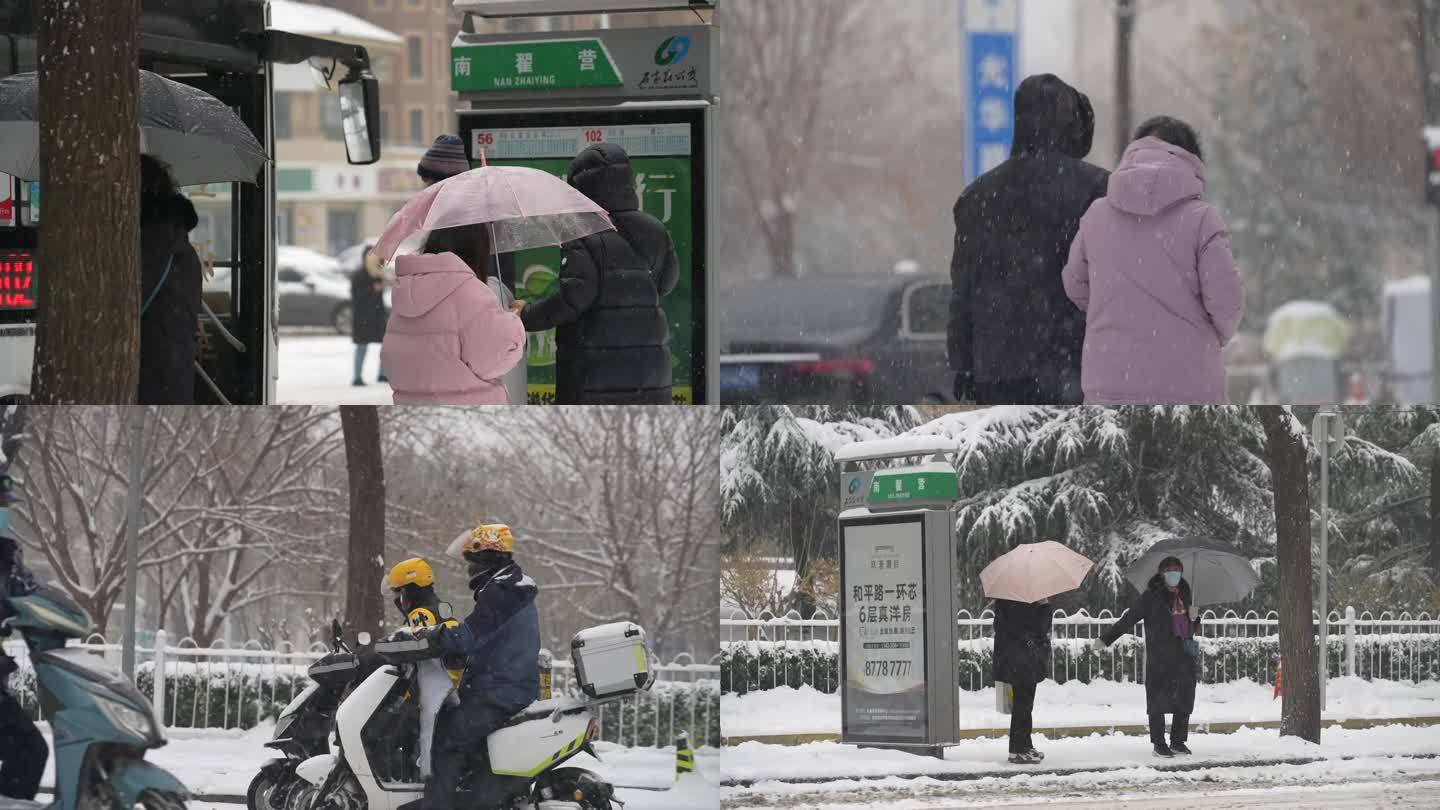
[{"xmin": 339, "ymin": 70, "xmax": 381, "ymax": 166}]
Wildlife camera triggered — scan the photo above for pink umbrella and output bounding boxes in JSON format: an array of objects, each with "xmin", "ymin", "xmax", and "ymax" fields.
[
  {"xmin": 980, "ymin": 541, "xmax": 1095, "ymax": 604},
  {"xmin": 373, "ymin": 159, "xmax": 614, "ymax": 262}
]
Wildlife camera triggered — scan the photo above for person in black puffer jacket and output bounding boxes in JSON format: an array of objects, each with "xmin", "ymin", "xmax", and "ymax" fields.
[
  {"xmin": 948, "ymin": 74, "xmax": 1110, "ymax": 406},
  {"xmin": 992, "ymin": 598, "xmax": 1053, "ymax": 764},
  {"xmin": 518, "ymin": 143, "xmax": 679, "ymax": 404},
  {"xmin": 138, "ymin": 156, "xmax": 202, "ymax": 405}
]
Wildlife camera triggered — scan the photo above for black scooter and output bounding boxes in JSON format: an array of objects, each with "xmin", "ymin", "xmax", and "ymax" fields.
[{"xmin": 247, "ymin": 620, "xmax": 377, "ymax": 810}]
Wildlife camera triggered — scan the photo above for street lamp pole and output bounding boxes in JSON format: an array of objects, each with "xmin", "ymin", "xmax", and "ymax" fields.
[
  {"xmin": 121, "ymin": 406, "xmax": 146, "ymax": 679},
  {"xmin": 1115, "ymin": 0, "xmax": 1137, "ymax": 161}
]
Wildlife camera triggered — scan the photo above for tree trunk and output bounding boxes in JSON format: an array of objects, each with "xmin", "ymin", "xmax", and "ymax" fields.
[
  {"xmin": 341, "ymin": 406, "xmax": 386, "ymax": 642},
  {"xmin": 1256, "ymin": 406, "xmax": 1321, "ymax": 743},
  {"xmin": 1430, "ymin": 447, "xmax": 1440, "ymax": 578},
  {"xmin": 33, "ymin": 0, "xmax": 142, "ymax": 403}
]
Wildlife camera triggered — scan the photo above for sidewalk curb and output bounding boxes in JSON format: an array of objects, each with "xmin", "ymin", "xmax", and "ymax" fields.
[
  {"xmin": 721, "ymin": 752, "xmax": 1440, "ymax": 789},
  {"xmin": 720, "ymin": 714, "xmax": 1440, "ymax": 747}
]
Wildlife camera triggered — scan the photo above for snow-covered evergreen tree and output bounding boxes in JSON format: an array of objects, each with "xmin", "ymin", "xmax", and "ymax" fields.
[
  {"xmin": 722, "ymin": 405, "xmax": 923, "ymax": 580},
  {"xmin": 723, "ymin": 406, "xmax": 1439, "ymax": 612}
]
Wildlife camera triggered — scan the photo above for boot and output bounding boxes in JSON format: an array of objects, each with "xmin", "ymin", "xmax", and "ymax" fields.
[
  {"xmin": 1169, "ymin": 742, "xmax": 1192, "ymax": 755},
  {"xmin": 1007, "ymin": 750, "xmax": 1042, "ymax": 765},
  {"xmin": 1153, "ymin": 743, "xmax": 1175, "ymax": 758}
]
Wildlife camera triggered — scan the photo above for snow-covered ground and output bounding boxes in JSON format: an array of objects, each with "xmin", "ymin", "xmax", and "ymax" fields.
[
  {"xmin": 278, "ymin": 335, "xmax": 391, "ymax": 404},
  {"xmin": 40, "ymin": 723, "xmax": 719, "ymax": 808},
  {"xmin": 722, "ymin": 725, "xmax": 1440, "ymax": 808},
  {"xmin": 722, "ymin": 677, "xmax": 1440, "ymax": 737}
]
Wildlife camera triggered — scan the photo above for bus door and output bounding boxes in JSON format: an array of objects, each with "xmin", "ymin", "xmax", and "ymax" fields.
[{"xmin": 158, "ymin": 69, "xmax": 275, "ymax": 405}]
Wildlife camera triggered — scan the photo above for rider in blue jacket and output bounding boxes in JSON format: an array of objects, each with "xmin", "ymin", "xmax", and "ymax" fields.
[{"xmin": 420, "ymin": 523, "xmax": 540, "ymax": 810}]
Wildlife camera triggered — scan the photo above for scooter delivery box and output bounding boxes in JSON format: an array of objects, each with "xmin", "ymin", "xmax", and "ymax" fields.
[{"xmin": 571, "ymin": 622, "xmax": 654, "ymax": 699}]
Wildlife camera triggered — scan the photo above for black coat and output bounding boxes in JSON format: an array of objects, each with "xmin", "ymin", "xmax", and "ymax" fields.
[
  {"xmin": 350, "ymin": 264, "xmax": 388, "ymax": 345},
  {"xmin": 520, "ymin": 144, "xmax": 679, "ymax": 405},
  {"xmin": 138, "ymin": 193, "xmax": 202, "ymax": 405},
  {"xmin": 1101, "ymin": 575, "xmax": 1201, "ymax": 715},
  {"xmin": 948, "ymin": 74, "xmax": 1110, "ymax": 404},
  {"xmin": 992, "ymin": 599, "xmax": 1052, "ymax": 686}
]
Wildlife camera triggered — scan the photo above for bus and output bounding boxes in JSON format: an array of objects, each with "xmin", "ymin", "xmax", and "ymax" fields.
[{"xmin": 0, "ymin": 0, "xmax": 382, "ymax": 403}]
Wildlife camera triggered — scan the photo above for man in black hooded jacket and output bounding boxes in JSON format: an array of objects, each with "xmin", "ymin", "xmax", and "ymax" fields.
[
  {"xmin": 518, "ymin": 143, "xmax": 679, "ymax": 405},
  {"xmin": 948, "ymin": 74, "xmax": 1110, "ymax": 405},
  {"xmin": 138, "ymin": 155, "xmax": 203, "ymax": 405}
]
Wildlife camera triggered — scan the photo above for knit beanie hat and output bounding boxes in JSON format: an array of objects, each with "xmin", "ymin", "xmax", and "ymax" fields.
[{"xmin": 417, "ymin": 134, "xmax": 470, "ymax": 183}]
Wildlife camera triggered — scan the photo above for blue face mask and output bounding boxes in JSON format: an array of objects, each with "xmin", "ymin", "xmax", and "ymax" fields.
[
  {"xmin": 1164, "ymin": 571, "xmax": 1182, "ymax": 588},
  {"xmin": 0, "ymin": 509, "xmax": 10, "ymax": 533}
]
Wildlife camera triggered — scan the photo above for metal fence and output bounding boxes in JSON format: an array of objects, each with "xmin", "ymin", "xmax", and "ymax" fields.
[
  {"xmin": 721, "ymin": 607, "xmax": 1440, "ymax": 693},
  {"xmin": 7, "ymin": 631, "xmax": 721, "ymax": 748}
]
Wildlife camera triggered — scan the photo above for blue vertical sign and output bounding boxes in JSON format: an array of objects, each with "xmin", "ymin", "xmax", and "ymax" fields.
[{"xmin": 963, "ymin": 0, "xmax": 1019, "ymax": 184}]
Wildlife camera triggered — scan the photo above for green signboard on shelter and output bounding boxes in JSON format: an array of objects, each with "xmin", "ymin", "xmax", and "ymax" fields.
[
  {"xmin": 867, "ymin": 470, "xmax": 960, "ymax": 505},
  {"xmin": 452, "ymin": 39, "xmax": 624, "ymax": 94}
]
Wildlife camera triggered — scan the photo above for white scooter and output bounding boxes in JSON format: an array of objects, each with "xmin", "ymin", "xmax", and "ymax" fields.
[{"xmin": 295, "ymin": 623, "xmax": 652, "ymax": 810}]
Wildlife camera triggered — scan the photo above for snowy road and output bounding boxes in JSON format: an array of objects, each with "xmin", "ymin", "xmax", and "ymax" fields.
[
  {"xmin": 720, "ymin": 759, "xmax": 1440, "ymax": 809},
  {"xmin": 40, "ymin": 724, "xmax": 719, "ymax": 809},
  {"xmin": 277, "ymin": 334, "xmax": 391, "ymax": 404}
]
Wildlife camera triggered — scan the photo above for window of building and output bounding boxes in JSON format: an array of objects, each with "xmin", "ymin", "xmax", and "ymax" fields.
[
  {"xmin": 436, "ymin": 35, "xmax": 448, "ymax": 79},
  {"xmin": 321, "ymin": 95, "xmax": 344, "ymax": 141},
  {"xmin": 373, "ymin": 54, "xmax": 395, "ymax": 83},
  {"xmin": 273, "ymin": 92, "xmax": 293, "ymax": 140},
  {"xmin": 407, "ymin": 35, "xmax": 424, "ymax": 80},
  {"xmin": 379, "ymin": 109, "xmax": 391, "ymax": 144},
  {"xmin": 410, "ymin": 108, "xmax": 425, "ymax": 145},
  {"xmin": 373, "ymin": 0, "xmax": 390, "ymax": 8}
]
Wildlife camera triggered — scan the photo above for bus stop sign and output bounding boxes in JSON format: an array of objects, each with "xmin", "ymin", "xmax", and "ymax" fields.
[{"xmin": 453, "ymin": 19, "xmax": 715, "ymax": 405}]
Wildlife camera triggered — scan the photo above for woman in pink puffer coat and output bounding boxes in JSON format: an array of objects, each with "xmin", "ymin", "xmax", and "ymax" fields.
[
  {"xmin": 380, "ymin": 224, "xmax": 525, "ymax": 404},
  {"xmin": 1062, "ymin": 117, "xmax": 1244, "ymax": 405}
]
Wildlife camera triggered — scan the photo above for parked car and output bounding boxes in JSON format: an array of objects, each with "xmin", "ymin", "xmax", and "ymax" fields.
[
  {"xmin": 278, "ymin": 261, "xmax": 354, "ymax": 334},
  {"xmin": 720, "ymin": 273, "xmax": 953, "ymax": 404}
]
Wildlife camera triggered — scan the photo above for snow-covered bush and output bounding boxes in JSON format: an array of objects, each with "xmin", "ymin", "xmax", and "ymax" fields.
[{"xmin": 721, "ymin": 633, "xmax": 1440, "ymax": 695}]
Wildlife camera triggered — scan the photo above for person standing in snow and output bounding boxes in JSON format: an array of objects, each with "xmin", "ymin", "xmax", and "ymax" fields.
[
  {"xmin": 379, "ymin": 223, "xmax": 526, "ymax": 404},
  {"xmin": 1093, "ymin": 557, "xmax": 1201, "ymax": 758},
  {"xmin": 349, "ymin": 245, "xmax": 388, "ymax": 387},
  {"xmin": 1062, "ymin": 117, "xmax": 1244, "ymax": 404},
  {"xmin": 515, "ymin": 143, "xmax": 679, "ymax": 404},
  {"xmin": 948, "ymin": 74, "xmax": 1110, "ymax": 405},
  {"xmin": 992, "ymin": 598, "xmax": 1053, "ymax": 764}
]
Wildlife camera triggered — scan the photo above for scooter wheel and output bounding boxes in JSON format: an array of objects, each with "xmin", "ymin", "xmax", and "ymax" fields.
[{"xmin": 247, "ymin": 771, "xmax": 281, "ymax": 810}]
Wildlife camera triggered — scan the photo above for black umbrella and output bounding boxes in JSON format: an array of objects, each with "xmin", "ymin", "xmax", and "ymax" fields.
[
  {"xmin": 1123, "ymin": 537, "xmax": 1260, "ymax": 608},
  {"xmin": 0, "ymin": 70, "xmax": 266, "ymax": 186}
]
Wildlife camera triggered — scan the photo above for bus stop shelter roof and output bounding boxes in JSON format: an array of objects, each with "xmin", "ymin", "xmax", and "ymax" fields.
[
  {"xmin": 834, "ymin": 436, "xmax": 961, "ymax": 464},
  {"xmin": 269, "ymin": 0, "xmax": 402, "ymax": 46}
]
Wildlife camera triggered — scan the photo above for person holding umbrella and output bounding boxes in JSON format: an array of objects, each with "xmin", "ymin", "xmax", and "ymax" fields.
[
  {"xmin": 982, "ymin": 541, "xmax": 1094, "ymax": 764},
  {"xmin": 1093, "ymin": 556, "xmax": 1200, "ymax": 757},
  {"xmin": 1092, "ymin": 538, "xmax": 1259, "ymax": 758},
  {"xmin": 371, "ymin": 157, "xmax": 616, "ymax": 405}
]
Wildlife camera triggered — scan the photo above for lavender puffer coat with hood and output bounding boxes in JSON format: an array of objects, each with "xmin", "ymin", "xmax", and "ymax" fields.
[{"xmin": 1062, "ymin": 137, "xmax": 1244, "ymax": 405}]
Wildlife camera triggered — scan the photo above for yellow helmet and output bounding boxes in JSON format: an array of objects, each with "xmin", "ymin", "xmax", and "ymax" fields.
[
  {"xmin": 446, "ymin": 523, "xmax": 515, "ymax": 559},
  {"xmin": 385, "ymin": 558, "xmax": 436, "ymax": 591}
]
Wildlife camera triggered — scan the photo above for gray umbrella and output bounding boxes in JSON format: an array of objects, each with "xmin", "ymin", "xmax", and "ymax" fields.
[
  {"xmin": 0, "ymin": 70, "xmax": 266, "ymax": 186},
  {"xmin": 1123, "ymin": 537, "xmax": 1260, "ymax": 608}
]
